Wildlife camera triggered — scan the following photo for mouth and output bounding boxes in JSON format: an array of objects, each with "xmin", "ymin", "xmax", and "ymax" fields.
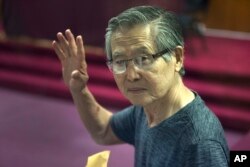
[{"xmin": 127, "ymin": 88, "xmax": 147, "ymax": 94}]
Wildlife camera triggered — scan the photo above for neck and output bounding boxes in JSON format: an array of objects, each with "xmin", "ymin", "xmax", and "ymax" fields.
[{"xmin": 144, "ymin": 79, "xmax": 194, "ymax": 128}]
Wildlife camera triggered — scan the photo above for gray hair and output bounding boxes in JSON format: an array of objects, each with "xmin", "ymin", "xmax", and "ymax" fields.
[{"xmin": 105, "ymin": 6, "xmax": 185, "ymax": 76}]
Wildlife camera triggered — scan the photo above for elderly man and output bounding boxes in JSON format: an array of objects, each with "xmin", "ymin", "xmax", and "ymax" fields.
[{"xmin": 52, "ymin": 6, "xmax": 229, "ymax": 167}]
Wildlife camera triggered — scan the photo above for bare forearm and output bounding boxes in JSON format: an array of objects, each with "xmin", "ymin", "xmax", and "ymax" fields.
[{"xmin": 70, "ymin": 87, "xmax": 113, "ymax": 143}]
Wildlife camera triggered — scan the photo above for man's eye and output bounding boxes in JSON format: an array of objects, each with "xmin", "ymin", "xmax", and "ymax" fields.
[
  {"xmin": 139, "ymin": 55, "xmax": 151, "ymax": 64},
  {"xmin": 141, "ymin": 56, "xmax": 150, "ymax": 61},
  {"xmin": 114, "ymin": 60, "xmax": 125, "ymax": 65}
]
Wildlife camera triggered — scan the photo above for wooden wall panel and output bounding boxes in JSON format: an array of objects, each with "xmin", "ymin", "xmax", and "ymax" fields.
[{"xmin": 205, "ymin": 0, "xmax": 250, "ymax": 32}]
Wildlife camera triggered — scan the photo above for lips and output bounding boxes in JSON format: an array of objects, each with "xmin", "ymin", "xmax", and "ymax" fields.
[{"xmin": 127, "ymin": 87, "xmax": 147, "ymax": 94}]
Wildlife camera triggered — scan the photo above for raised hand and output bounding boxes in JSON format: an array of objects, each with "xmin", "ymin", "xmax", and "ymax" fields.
[{"xmin": 52, "ymin": 29, "xmax": 89, "ymax": 93}]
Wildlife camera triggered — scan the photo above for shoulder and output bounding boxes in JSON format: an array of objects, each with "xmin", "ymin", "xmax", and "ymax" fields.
[
  {"xmin": 110, "ymin": 105, "xmax": 143, "ymax": 145},
  {"xmin": 186, "ymin": 94, "xmax": 224, "ymax": 137},
  {"xmin": 111, "ymin": 105, "xmax": 143, "ymax": 121},
  {"xmin": 176, "ymin": 94, "xmax": 230, "ymax": 166},
  {"xmin": 178, "ymin": 94, "xmax": 228, "ymax": 148}
]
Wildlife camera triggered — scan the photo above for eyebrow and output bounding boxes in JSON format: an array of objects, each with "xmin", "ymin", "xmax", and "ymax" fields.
[
  {"xmin": 111, "ymin": 46, "xmax": 153, "ymax": 60},
  {"xmin": 128, "ymin": 45, "xmax": 153, "ymax": 56},
  {"xmin": 134, "ymin": 46, "xmax": 151, "ymax": 53},
  {"xmin": 112, "ymin": 52, "xmax": 124, "ymax": 60}
]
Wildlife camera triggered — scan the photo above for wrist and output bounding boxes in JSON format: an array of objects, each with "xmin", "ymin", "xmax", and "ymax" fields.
[{"xmin": 70, "ymin": 86, "xmax": 88, "ymax": 96}]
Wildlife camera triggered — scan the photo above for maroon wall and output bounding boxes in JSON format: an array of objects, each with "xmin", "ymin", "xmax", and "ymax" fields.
[{"xmin": 2, "ymin": 0, "xmax": 181, "ymax": 46}]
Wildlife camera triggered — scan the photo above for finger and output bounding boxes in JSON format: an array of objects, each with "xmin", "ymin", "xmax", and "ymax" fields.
[
  {"xmin": 76, "ymin": 35, "xmax": 86, "ymax": 60},
  {"xmin": 79, "ymin": 61, "xmax": 88, "ymax": 75},
  {"xmin": 65, "ymin": 29, "xmax": 76, "ymax": 47},
  {"xmin": 56, "ymin": 32, "xmax": 69, "ymax": 54},
  {"xmin": 52, "ymin": 40, "xmax": 66, "ymax": 61},
  {"xmin": 65, "ymin": 29, "xmax": 77, "ymax": 56}
]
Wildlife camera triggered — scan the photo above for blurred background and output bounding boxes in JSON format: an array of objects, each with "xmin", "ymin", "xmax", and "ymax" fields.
[{"xmin": 0, "ymin": 0, "xmax": 250, "ymax": 167}]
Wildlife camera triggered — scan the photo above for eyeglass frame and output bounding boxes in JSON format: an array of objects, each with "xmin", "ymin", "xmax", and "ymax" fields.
[{"xmin": 106, "ymin": 48, "xmax": 172, "ymax": 74}]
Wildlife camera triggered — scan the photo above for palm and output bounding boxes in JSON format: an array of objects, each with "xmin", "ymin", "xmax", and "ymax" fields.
[{"xmin": 62, "ymin": 53, "xmax": 81, "ymax": 83}]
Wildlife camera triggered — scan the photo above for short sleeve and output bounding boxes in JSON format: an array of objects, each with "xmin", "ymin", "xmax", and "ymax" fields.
[
  {"xmin": 183, "ymin": 140, "xmax": 229, "ymax": 167},
  {"xmin": 110, "ymin": 106, "xmax": 137, "ymax": 145}
]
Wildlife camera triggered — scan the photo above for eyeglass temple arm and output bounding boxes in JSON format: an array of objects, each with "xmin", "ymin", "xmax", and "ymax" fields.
[{"xmin": 152, "ymin": 49, "xmax": 170, "ymax": 59}]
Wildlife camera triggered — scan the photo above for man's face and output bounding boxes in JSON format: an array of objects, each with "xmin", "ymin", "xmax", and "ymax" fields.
[{"xmin": 110, "ymin": 24, "xmax": 179, "ymax": 106}]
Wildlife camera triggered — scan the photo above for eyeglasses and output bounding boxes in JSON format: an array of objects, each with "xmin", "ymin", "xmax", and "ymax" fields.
[{"xmin": 107, "ymin": 49, "xmax": 171, "ymax": 74}]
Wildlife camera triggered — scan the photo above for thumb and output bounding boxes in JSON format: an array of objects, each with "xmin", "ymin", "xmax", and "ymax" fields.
[{"xmin": 71, "ymin": 70, "xmax": 89, "ymax": 82}]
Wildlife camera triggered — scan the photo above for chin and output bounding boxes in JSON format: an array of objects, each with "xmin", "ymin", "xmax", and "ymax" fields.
[{"xmin": 126, "ymin": 95, "xmax": 151, "ymax": 106}]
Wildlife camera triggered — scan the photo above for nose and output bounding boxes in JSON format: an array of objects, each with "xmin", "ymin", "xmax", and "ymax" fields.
[{"xmin": 125, "ymin": 62, "xmax": 140, "ymax": 81}]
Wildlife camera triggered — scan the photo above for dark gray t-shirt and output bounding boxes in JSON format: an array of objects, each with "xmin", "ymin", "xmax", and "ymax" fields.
[{"xmin": 110, "ymin": 94, "xmax": 229, "ymax": 167}]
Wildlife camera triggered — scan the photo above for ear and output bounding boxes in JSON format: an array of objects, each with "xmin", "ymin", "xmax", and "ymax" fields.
[{"xmin": 173, "ymin": 46, "xmax": 184, "ymax": 73}]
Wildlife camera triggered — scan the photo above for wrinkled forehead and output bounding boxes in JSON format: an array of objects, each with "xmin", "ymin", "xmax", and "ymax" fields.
[{"xmin": 110, "ymin": 24, "xmax": 157, "ymax": 57}]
